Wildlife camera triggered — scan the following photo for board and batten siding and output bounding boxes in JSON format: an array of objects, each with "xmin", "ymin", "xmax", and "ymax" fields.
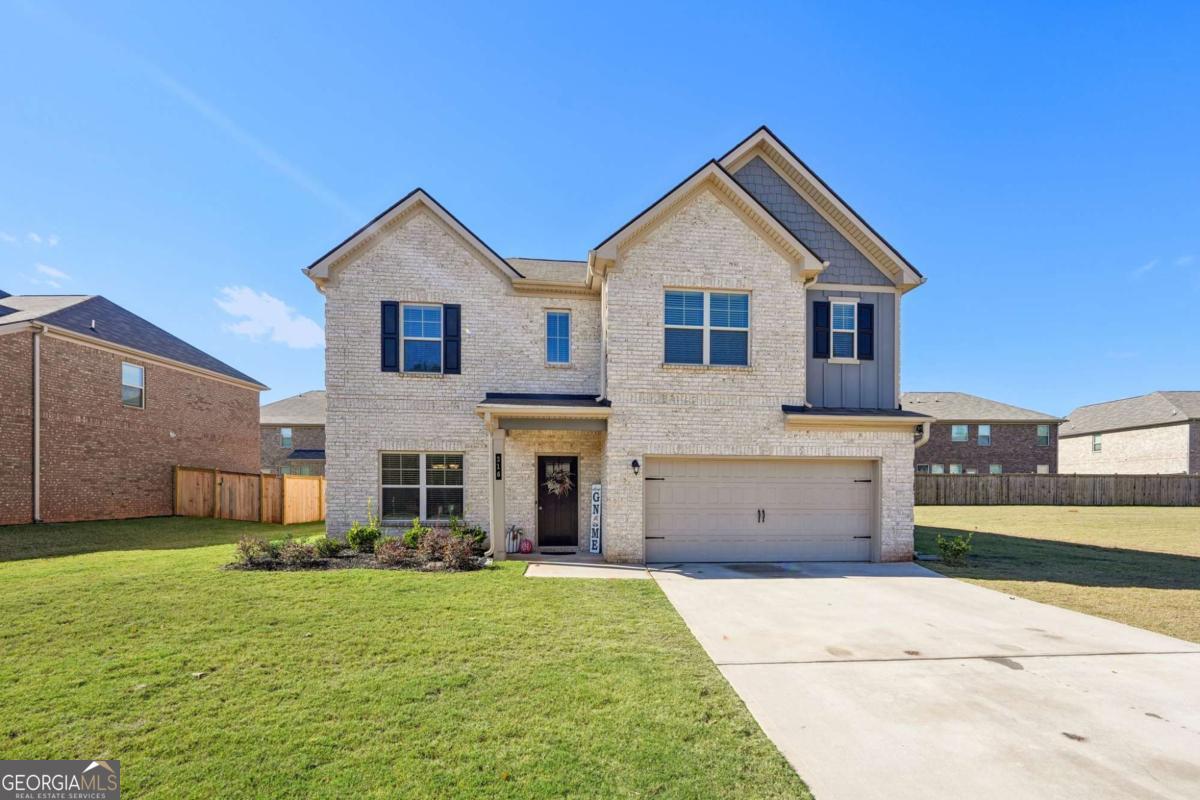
[{"xmin": 806, "ymin": 288, "xmax": 896, "ymax": 410}]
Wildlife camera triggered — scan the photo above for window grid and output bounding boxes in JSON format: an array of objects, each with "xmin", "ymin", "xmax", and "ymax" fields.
[
  {"xmin": 402, "ymin": 304, "xmax": 442, "ymax": 373},
  {"xmin": 546, "ymin": 311, "xmax": 571, "ymax": 364},
  {"xmin": 664, "ymin": 290, "xmax": 749, "ymax": 366}
]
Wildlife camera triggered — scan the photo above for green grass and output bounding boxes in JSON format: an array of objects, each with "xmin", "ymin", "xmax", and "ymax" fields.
[
  {"xmin": 0, "ymin": 517, "xmax": 808, "ymax": 799},
  {"xmin": 916, "ymin": 506, "xmax": 1200, "ymax": 643}
]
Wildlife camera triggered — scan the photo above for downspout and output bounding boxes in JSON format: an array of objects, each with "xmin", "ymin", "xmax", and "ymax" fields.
[
  {"xmin": 914, "ymin": 421, "xmax": 931, "ymax": 449},
  {"xmin": 32, "ymin": 324, "xmax": 44, "ymax": 522}
]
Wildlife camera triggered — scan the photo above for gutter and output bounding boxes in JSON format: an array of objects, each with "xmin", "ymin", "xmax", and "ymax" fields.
[
  {"xmin": 32, "ymin": 324, "xmax": 44, "ymax": 522},
  {"xmin": 915, "ymin": 420, "xmax": 931, "ymax": 449}
]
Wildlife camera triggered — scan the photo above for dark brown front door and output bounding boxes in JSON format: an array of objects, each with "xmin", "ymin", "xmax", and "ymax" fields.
[{"xmin": 537, "ymin": 455, "xmax": 579, "ymax": 548}]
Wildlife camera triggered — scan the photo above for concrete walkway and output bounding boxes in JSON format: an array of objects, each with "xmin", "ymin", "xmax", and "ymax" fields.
[{"xmin": 651, "ymin": 562, "xmax": 1200, "ymax": 800}]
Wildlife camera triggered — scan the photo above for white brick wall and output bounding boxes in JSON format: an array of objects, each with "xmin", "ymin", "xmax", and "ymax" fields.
[{"xmin": 1059, "ymin": 423, "xmax": 1191, "ymax": 474}]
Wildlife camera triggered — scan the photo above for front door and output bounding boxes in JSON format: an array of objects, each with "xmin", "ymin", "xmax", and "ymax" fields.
[{"xmin": 537, "ymin": 455, "xmax": 579, "ymax": 548}]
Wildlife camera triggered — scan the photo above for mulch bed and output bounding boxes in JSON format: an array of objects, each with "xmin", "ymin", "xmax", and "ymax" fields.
[{"xmin": 225, "ymin": 552, "xmax": 489, "ymax": 572}]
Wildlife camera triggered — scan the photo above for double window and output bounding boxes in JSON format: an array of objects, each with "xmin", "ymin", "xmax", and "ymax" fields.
[
  {"xmin": 381, "ymin": 452, "xmax": 464, "ymax": 523},
  {"xmin": 664, "ymin": 290, "xmax": 750, "ymax": 366},
  {"xmin": 121, "ymin": 362, "xmax": 144, "ymax": 408},
  {"xmin": 977, "ymin": 424, "xmax": 992, "ymax": 446},
  {"xmin": 402, "ymin": 305, "xmax": 443, "ymax": 373},
  {"xmin": 280, "ymin": 427, "xmax": 293, "ymax": 448},
  {"xmin": 950, "ymin": 424, "xmax": 969, "ymax": 442},
  {"xmin": 1037, "ymin": 424, "xmax": 1051, "ymax": 447},
  {"xmin": 546, "ymin": 310, "xmax": 571, "ymax": 364}
]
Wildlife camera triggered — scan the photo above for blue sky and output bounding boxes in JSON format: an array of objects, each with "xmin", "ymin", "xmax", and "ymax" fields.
[{"xmin": 2, "ymin": 1, "xmax": 1197, "ymax": 413}]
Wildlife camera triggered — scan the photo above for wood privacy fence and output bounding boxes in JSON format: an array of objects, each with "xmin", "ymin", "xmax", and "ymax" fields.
[
  {"xmin": 915, "ymin": 473, "xmax": 1200, "ymax": 507},
  {"xmin": 174, "ymin": 466, "xmax": 325, "ymax": 524}
]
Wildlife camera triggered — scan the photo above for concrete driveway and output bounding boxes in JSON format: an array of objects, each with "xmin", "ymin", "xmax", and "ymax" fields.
[{"xmin": 651, "ymin": 562, "xmax": 1200, "ymax": 800}]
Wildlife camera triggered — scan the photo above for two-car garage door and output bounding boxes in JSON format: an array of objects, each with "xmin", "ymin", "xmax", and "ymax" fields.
[{"xmin": 644, "ymin": 458, "xmax": 876, "ymax": 563}]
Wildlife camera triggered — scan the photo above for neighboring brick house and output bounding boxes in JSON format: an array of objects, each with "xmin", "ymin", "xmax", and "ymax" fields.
[
  {"xmin": 902, "ymin": 392, "xmax": 1061, "ymax": 475},
  {"xmin": 0, "ymin": 292, "xmax": 264, "ymax": 525},
  {"xmin": 304, "ymin": 126, "xmax": 929, "ymax": 564},
  {"xmin": 1059, "ymin": 391, "xmax": 1200, "ymax": 474},
  {"xmin": 260, "ymin": 390, "xmax": 326, "ymax": 475}
]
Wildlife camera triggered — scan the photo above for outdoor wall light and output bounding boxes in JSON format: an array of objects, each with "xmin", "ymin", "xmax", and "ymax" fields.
[{"xmin": 631, "ymin": 459, "xmax": 641, "ymax": 476}]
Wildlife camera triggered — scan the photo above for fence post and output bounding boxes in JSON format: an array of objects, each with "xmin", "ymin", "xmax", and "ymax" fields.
[{"xmin": 212, "ymin": 468, "xmax": 220, "ymax": 519}]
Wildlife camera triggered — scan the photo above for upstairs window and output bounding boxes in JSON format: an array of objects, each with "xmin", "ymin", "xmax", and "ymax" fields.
[
  {"xmin": 1037, "ymin": 424, "xmax": 1051, "ymax": 447},
  {"xmin": 121, "ymin": 363, "xmax": 144, "ymax": 408},
  {"xmin": 1092, "ymin": 433, "xmax": 1102, "ymax": 452},
  {"xmin": 830, "ymin": 300, "xmax": 857, "ymax": 361},
  {"xmin": 664, "ymin": 290, "xmax": 749, "ymax": 366},
  {"xmin": 280, "ymin": 427, "xmax": 293, "ymax": 448},
  {"xmin": 950, "ymin": 424, "xmax": 969, "ymax": 442},
  {"xmin": 546, "ymin": 310, "xmax": 571, "ymax": 364},
  {"xmin": 977, "ymin": 424, "xmax": 992, "ymax": 446},
  {"xmin": 403, "ymin": 305, "xmax": 442, "ymax": 373}
]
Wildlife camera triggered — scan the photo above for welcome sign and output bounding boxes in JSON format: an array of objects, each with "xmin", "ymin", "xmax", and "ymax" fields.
[{"xmin": 589, "ymin": 484, "xmax": 602, "ymax": 554}]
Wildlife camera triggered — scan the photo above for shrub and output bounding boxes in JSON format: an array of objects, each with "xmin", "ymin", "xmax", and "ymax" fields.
[
  {"xmin": 450, "ymin": 517, "xmax": 487, "ymax": 552},
  {"xmin": 417, "ymin": 528, "xmax": 452, "ymax": 563},
  {"xmin": 442, "ymin": 535, "xmax": 480, "ymax": 571},
  {"xmin": 403, "ymin": 517, "xmax": 431, "ymax": 549},
  {"xmin": 279, "ymin": 540, "xmax": 318, "ymax": 566},
  {"xmin": 235, "ymin": 535, "xmax": 273, "ymax": 565},
  {"xmin": 936, "ymin": 532, "xmax": 973, "ymax": 567},
  {"xmin": 346, "ymin": 522, "xmax": 381, "ymax": 554},
  {"xmin": 313, "ymin": 536, "xmax": 343, "ymax": 558},
  {"xmin": 375, "ymin": 537, "xmax": 418, "ymax": 566}
]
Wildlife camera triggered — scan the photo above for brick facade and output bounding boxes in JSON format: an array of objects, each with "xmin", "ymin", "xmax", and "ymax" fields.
[
  {"xmin": 0, "ymin": 331, "xmax": 260, "ymax": 524},
  {"xmin": 260, "ymin": 424, "xmax": 326, "ymax": 475},
  {"xmin": 0, "ymin": 332, "xmax": 34, "ymax": 525},
  {"xmin": 917, "ymin": 422, "xmax": 1058, "ymax": 474},
  {"xmin": 1059, "ymin": 423, "xmax": 1193, "ymax": 474}
]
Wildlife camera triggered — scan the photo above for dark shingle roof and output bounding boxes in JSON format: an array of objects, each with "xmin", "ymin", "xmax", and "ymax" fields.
[
  {"xmin": 782, "ymin": 405, "xmax": 930, "ymax": 418},
  {"xmin": 1061, "ymin": 391, "xmax": 1200, "ymax": 436},
  {"xmin": 483, "ymin": 393, "xmax": 611, "ymax": 408},
  {"xmin": 287, "ymin": 449, "xmax": 326, "ymax": 460},
  {"xmin": 16, "ymin": 295, "xmax": 264, "ymax": 387}
]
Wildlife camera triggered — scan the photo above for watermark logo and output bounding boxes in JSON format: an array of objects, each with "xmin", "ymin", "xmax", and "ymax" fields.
[{"xmin": 1, "ymin": 760, "xmax": 119, "ymax": 799}]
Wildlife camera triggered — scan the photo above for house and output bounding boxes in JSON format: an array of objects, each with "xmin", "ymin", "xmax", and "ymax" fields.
[
  {"xmin": 260, "ymin": 390, "xmax": 326, "ymax": 475},
  {"xmin": 901, "ymin": 392, "xmax": 1061, "ymax": 474},
  {"xmin": 1059, "ymin": 391, "xmax": 1200, "ymax": 474},
  {"xmin": 303, "ymin": 126, "xmax": 929, "ymax": 564},
  {"xmin": 0, "ymin": 292, "xmax": 265, "ymax": 525}
]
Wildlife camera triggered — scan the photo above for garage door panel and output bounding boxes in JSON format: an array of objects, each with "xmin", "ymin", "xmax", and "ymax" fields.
[{"xmin": 645, "ymin": 458, "xmax": 874, "ymax": 562}]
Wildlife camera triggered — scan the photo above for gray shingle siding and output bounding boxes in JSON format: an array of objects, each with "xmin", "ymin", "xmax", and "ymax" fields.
[
  {"xmin": 733, "ymin": 156, "xmax": 892, "ymax": 286},
  {"xmin": 806, "ymin": 289, "xmax": 896, "ymax": 409}
]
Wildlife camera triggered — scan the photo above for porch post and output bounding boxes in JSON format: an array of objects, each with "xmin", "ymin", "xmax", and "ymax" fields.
[{"xmin": 489, "ymin": 424, "xmax": 506, "ymax": 560}]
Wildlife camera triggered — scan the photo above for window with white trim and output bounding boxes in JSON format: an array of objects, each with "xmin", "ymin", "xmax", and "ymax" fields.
[
  {"xmin": 949, "ymin": 463, "xmax": 963, "ymax": 475},
  {"xmin": 546, "ymin": 310, "xmax": 570, "ymax": 364},
  {"xmin": 280, "ymin": 427, "xmax": 293, "ymax": 448},
  {"xmin": 1037, "ymin": 464, "xmax": 1050, "ymax": 474},
  {"xmin": 916, "ymin": 464, "xmax": 931, "ymax": 474},
  {"xmin": 1092, "ymin": 433, "xmax": 1102, "ymax": 452},
  {"xmin": 830, "ymin": 300, "xmax": 857, "ymax": 361},
  {"xmin": 930, "ymin": 464, "xmax": 945, "ymax": 474},
  {"xmin": 1036, "ymin": 424, "xmax": 1051, "ymax": 447},
  {"xmin": 381, "ymin": 452, "xmax": 464, "ymax": 522},
  {"xmin": 950, "ymin": 424, "xmax": 968, "ymax": 442},
  {"xmin": 977, "ymin": 424, "xmax": 992, "ymax": 446},
  {"xmin": 402, "ymin": 304, "xmax": 442, "ymax": 373},
  {"xmin": 664, "ymin": 290, "xmax": 749, "ymax": 366},
  {"xmin": 989, "ymin": 464, "xmax": 1003, "ymax": 475},
  {"xmin": 121, "ymin": 362, "xmax": 144, "ymax": 408}
]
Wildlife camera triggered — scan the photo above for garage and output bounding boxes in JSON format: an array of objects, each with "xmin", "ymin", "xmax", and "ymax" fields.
[{"xmin": 644, "ymin": 458, "xmax": 876, "ymax": 563}]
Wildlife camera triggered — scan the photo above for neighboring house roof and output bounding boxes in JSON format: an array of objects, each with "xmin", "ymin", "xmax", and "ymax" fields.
[
  {"xmin": 901, "ymin": 392, "xmax": 1060, "ymax": 422},
  {"xmin": 286, "ymin": 449, "xmax": 326, "ymax": 460},
  {"xmin": 261, "ymin": 390, "xmax": 327, "ymax": 425},
  {"xmin": 0, "ymin": 294, "xmax": 265, "ymax": 388},
  {"xmin": 1060, "ymin": 391, "xmax": 1200, "ymax": 437}
]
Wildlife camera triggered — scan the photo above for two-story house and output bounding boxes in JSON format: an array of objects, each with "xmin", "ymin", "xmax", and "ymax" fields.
[
  {"xmin": 304, "ymin": 127, "xmax": 928, "ymax": 564},
  {"xmin": 902, "ymin": 392, "xmax": 1061, "ymax": 474},
  {"xmin": 260, "ymin": 390, "xmax": 326, "ymax": 475}
]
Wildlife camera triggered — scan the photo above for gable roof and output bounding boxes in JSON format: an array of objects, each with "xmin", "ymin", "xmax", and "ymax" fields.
[
  {"xmin": 720, "ymin": 126, "xmax": 923, "ymax": 290},
  {"xmin": 261, "ymin": 390, "xmax": 326, "ymax": 425},
  {"xmin": 901, "ymin": 392, "xmax": 1060, "ymax": 422},
  {"xmin": 589, "ymin": 160, "xmax": 826, "ymax": 278},
  {"xmin": 1061, "ymin": 391, "xmax": 1200, "ymax": 437},
  {"xmin": 304, "ymin": 188, "xmax": 524, "ymax": 288},
  {"xmin": 0, "ymin": 294, "xmax": 264, "ymax": 388}
]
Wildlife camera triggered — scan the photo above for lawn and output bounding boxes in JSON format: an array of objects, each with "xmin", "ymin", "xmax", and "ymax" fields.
[
  {"xmin": 0, "ymin": 517, "xmax": 807, "ymax": 799},
  {"xmin": 915, "ymin": 506, "xmax": 1200, "ymax": 643}
]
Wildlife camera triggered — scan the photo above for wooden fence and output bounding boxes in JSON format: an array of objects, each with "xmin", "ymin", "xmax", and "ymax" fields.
[
  {"xmin": 915, "ymin": 473, "xmax": 1200, "ymax": 507},
  {"xmin": 174, "ymin": 467, "xmax": 325, "ymax": 524}
]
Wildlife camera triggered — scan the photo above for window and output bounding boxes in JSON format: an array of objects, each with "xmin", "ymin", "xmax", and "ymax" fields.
[
  {"xmin": 121, "ymin": 362, "xmax": 144, "ymax": 408},
  {"xmin": 989, "ymin": 464, "xmax": 1003, "ymax": 475},
  {"xmin": 280, "ymin": 427, "xmax": 293, "ymax": 448},
  {"xmin": 965, "ymin": 468, "xmax": 978, "ymax": 475},
  {"xmin": 1092, "ymin": 433, "xmax": 1102, "ymax": 452},
  {"xmin": 930, "ymin": 464, "xmax": 945, "ymax": 474},
  {"xmin": 545, "ymin": 310, "xmax": 570, "ymax": 364},
  {"xmin": 951, "ymin": 424, "xmax": 969, "ymax": 442},
  {"xmin": 664, "ymin": 290, "xmax": 749, "ymax": 366},
  {"xmin": 1037, "ymin": 464, "xmax": 1050, "ymax": 474},
  {"xmin": 916, "ymin": 464, "xmax": 931, "ymax": 474},
  {"xmin": 381, "ymin": 452, "xmax": 463, "ymax": 522},
  {"xmin": 402, "ymin": 304, "xmax": 442, "ymax": 373},
  {"xmin": 949, "ymin": 464, "xmax": 963, "ymax": 475},
  {"xmin": 1037, "ymin": 424, "xmax": 1051, "ymax": 447},
  {"xmin": 977, "ymin": 425, "xmax": 991, "ymax": 446},
  {"xmin": 830, "ymin": 300, "xmax": 857, "ymax": 361}
]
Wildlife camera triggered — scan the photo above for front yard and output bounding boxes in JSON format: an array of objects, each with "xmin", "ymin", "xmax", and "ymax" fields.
[
  {"xmin": 0, "ymin": 517, "xmax": 808, "ymax": 799},
  {"xmin": 916, "ymin": 506, "xmax": 1200, "ymax": 643}
]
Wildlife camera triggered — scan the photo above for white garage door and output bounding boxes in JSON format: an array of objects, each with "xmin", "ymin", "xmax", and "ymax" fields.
[{"xmin": 644, "ymin": 458, "xmax": 875, "ymax": 563}]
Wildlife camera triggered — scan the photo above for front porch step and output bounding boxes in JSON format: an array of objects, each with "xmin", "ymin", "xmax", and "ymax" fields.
[{"xmin": 537, "ymin": 548, "xmax": 579, "ymax": 555}]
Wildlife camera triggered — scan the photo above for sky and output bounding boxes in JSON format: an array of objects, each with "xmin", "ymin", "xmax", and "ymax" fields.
[{"xmin": 1, "ymin": 1, "xmax": 1198, "ymax": 414}]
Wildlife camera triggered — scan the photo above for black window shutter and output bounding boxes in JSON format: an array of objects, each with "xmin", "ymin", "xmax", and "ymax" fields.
[
  {"xmin": 443, "ymin": 304, "xmax": 461, "ymax": 374},
  {"xmin": 381, "ymin": 301, "xmax": 399, "ymax": 372},
  {"xmin": 857, "ymin": 303, "xmax": 875, "ymax": 361},
  {"xmin": 812, "ymin": 301, "xmax": 830, "ymax": 359}
]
